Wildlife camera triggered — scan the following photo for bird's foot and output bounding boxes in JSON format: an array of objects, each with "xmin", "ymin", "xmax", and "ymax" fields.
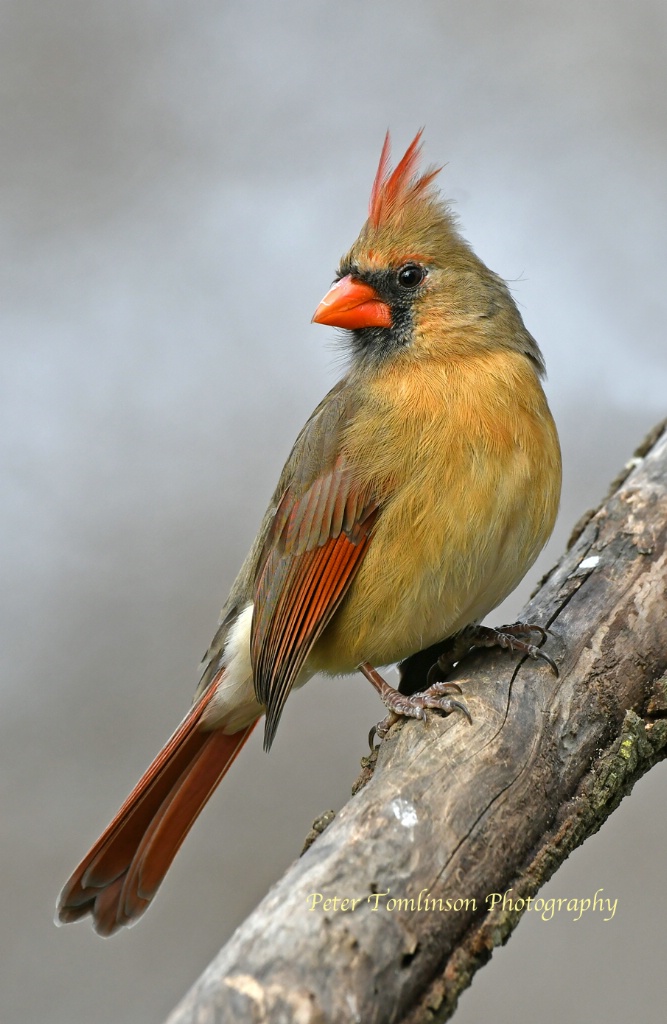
[
  {"xmin": 403, "ymin": 622, "xmax": 557, "ymax": 697},
  {"xmin": 360, "ymin": 662, "xmax": 472, "ymax": 749},
  {"xmin": 444, "ymin": 622, "xmax": 558, "ymax": 676}
]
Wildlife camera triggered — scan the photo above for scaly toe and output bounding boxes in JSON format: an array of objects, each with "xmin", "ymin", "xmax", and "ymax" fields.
[
  {"xmin": 410, "ymin": 688, "xmax": 473, "ymax": 725},
  {"xmin": 420, "ymin": 694, "xmax": 473, "ymax": 725},
  {"xmin": 500, "ymin": 621, "xmax": 549, "ymax": 642},
  {"xmin": 423, "ymin": 680, "xmax": 463, "ymax": 698}
]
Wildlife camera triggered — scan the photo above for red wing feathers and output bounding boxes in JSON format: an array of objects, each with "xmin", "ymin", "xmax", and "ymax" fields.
[{"xmin": 252, "ymin": 457, "xmax": 379, "ymax": 750}]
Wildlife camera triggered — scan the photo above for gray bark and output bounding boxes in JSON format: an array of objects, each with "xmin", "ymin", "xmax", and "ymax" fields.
[{"xmin": 165, "ymin": 420, "xmax": 667, "ymax": 1024}]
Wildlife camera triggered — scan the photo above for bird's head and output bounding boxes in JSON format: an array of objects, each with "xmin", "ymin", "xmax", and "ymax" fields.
[{"xmin": 313, "ymin": 131, "xmax": 544, "ymax": 374}]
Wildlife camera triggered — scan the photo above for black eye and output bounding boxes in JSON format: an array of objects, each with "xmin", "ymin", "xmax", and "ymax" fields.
[{"xmin": 397, "ymin": 262, "xmax": 427, "ymax": 289}]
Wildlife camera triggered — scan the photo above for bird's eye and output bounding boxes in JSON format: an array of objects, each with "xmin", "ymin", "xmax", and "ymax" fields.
[{"xmin": 397, "ymin": 263, "xmax": 427, "ymax": 289}]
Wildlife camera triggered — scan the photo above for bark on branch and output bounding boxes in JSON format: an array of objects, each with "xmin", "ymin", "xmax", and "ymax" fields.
[{"xmin": 166, "ymin": 420, "xmax": 667, "ymax": 1024}]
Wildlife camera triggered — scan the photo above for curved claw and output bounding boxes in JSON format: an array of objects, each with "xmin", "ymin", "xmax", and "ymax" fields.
[
  {"xmin": 450, "ymin": 698, "xmax": 474, "ymax": 725},
  {"xmin": 419, "ymin": 696, "xmax": 473, "ymax": 725},
  {"xmin": 533, "ymin": 648, "xmax": 559, "ymax": 677}
]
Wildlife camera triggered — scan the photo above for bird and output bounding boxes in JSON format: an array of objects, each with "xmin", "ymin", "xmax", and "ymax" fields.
[{"xmin": 56, "ymin": 131, "xmax": 561, "ymax": 936}]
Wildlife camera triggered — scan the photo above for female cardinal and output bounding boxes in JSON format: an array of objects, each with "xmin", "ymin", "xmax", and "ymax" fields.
[{"xmin": 57, "ymin": 131, "xmax": 561, "ymax": 935}]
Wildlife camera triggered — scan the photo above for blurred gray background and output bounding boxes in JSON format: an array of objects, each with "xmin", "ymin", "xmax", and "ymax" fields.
[{"xmin": 2, "ymin": 1, "xmax": 666, "ymax": 1022}]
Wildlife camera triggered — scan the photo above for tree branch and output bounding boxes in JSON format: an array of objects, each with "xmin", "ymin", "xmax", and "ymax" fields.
[{"xmin": 165, "ymin": 419, "xmax": 667, "ymax": 1024}]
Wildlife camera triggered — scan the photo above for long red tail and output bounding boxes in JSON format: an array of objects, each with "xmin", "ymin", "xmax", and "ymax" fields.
[{"xmin": 57, "ymin": 685, "xmax": 257, "ymax": 936}]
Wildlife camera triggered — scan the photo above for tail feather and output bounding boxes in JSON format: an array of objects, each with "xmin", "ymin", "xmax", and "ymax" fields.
[
  {"xmin": 124, "ymin": 728, "xmax": 250, "ymax": 907},
  {"xmin": 92, "ymin": 875, "xmax": 142, "ymax": 936},
  {"xmin": 82, "ymin": 724, "xmax": 210, "ymax": 892},
  {"xmin": 57, "ymin": 683, "xmax": 258, "ymax": 936}
]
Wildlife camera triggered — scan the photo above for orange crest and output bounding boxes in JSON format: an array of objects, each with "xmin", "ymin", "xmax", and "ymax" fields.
[{"xmin": 368, "ymin": 130, "xmax": 441, "ymax": 228}]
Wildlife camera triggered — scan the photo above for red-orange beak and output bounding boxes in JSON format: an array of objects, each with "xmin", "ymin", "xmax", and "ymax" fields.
[{"xmin": 311, "ymin": 275, "xmax": 392, "ymax": 330}]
